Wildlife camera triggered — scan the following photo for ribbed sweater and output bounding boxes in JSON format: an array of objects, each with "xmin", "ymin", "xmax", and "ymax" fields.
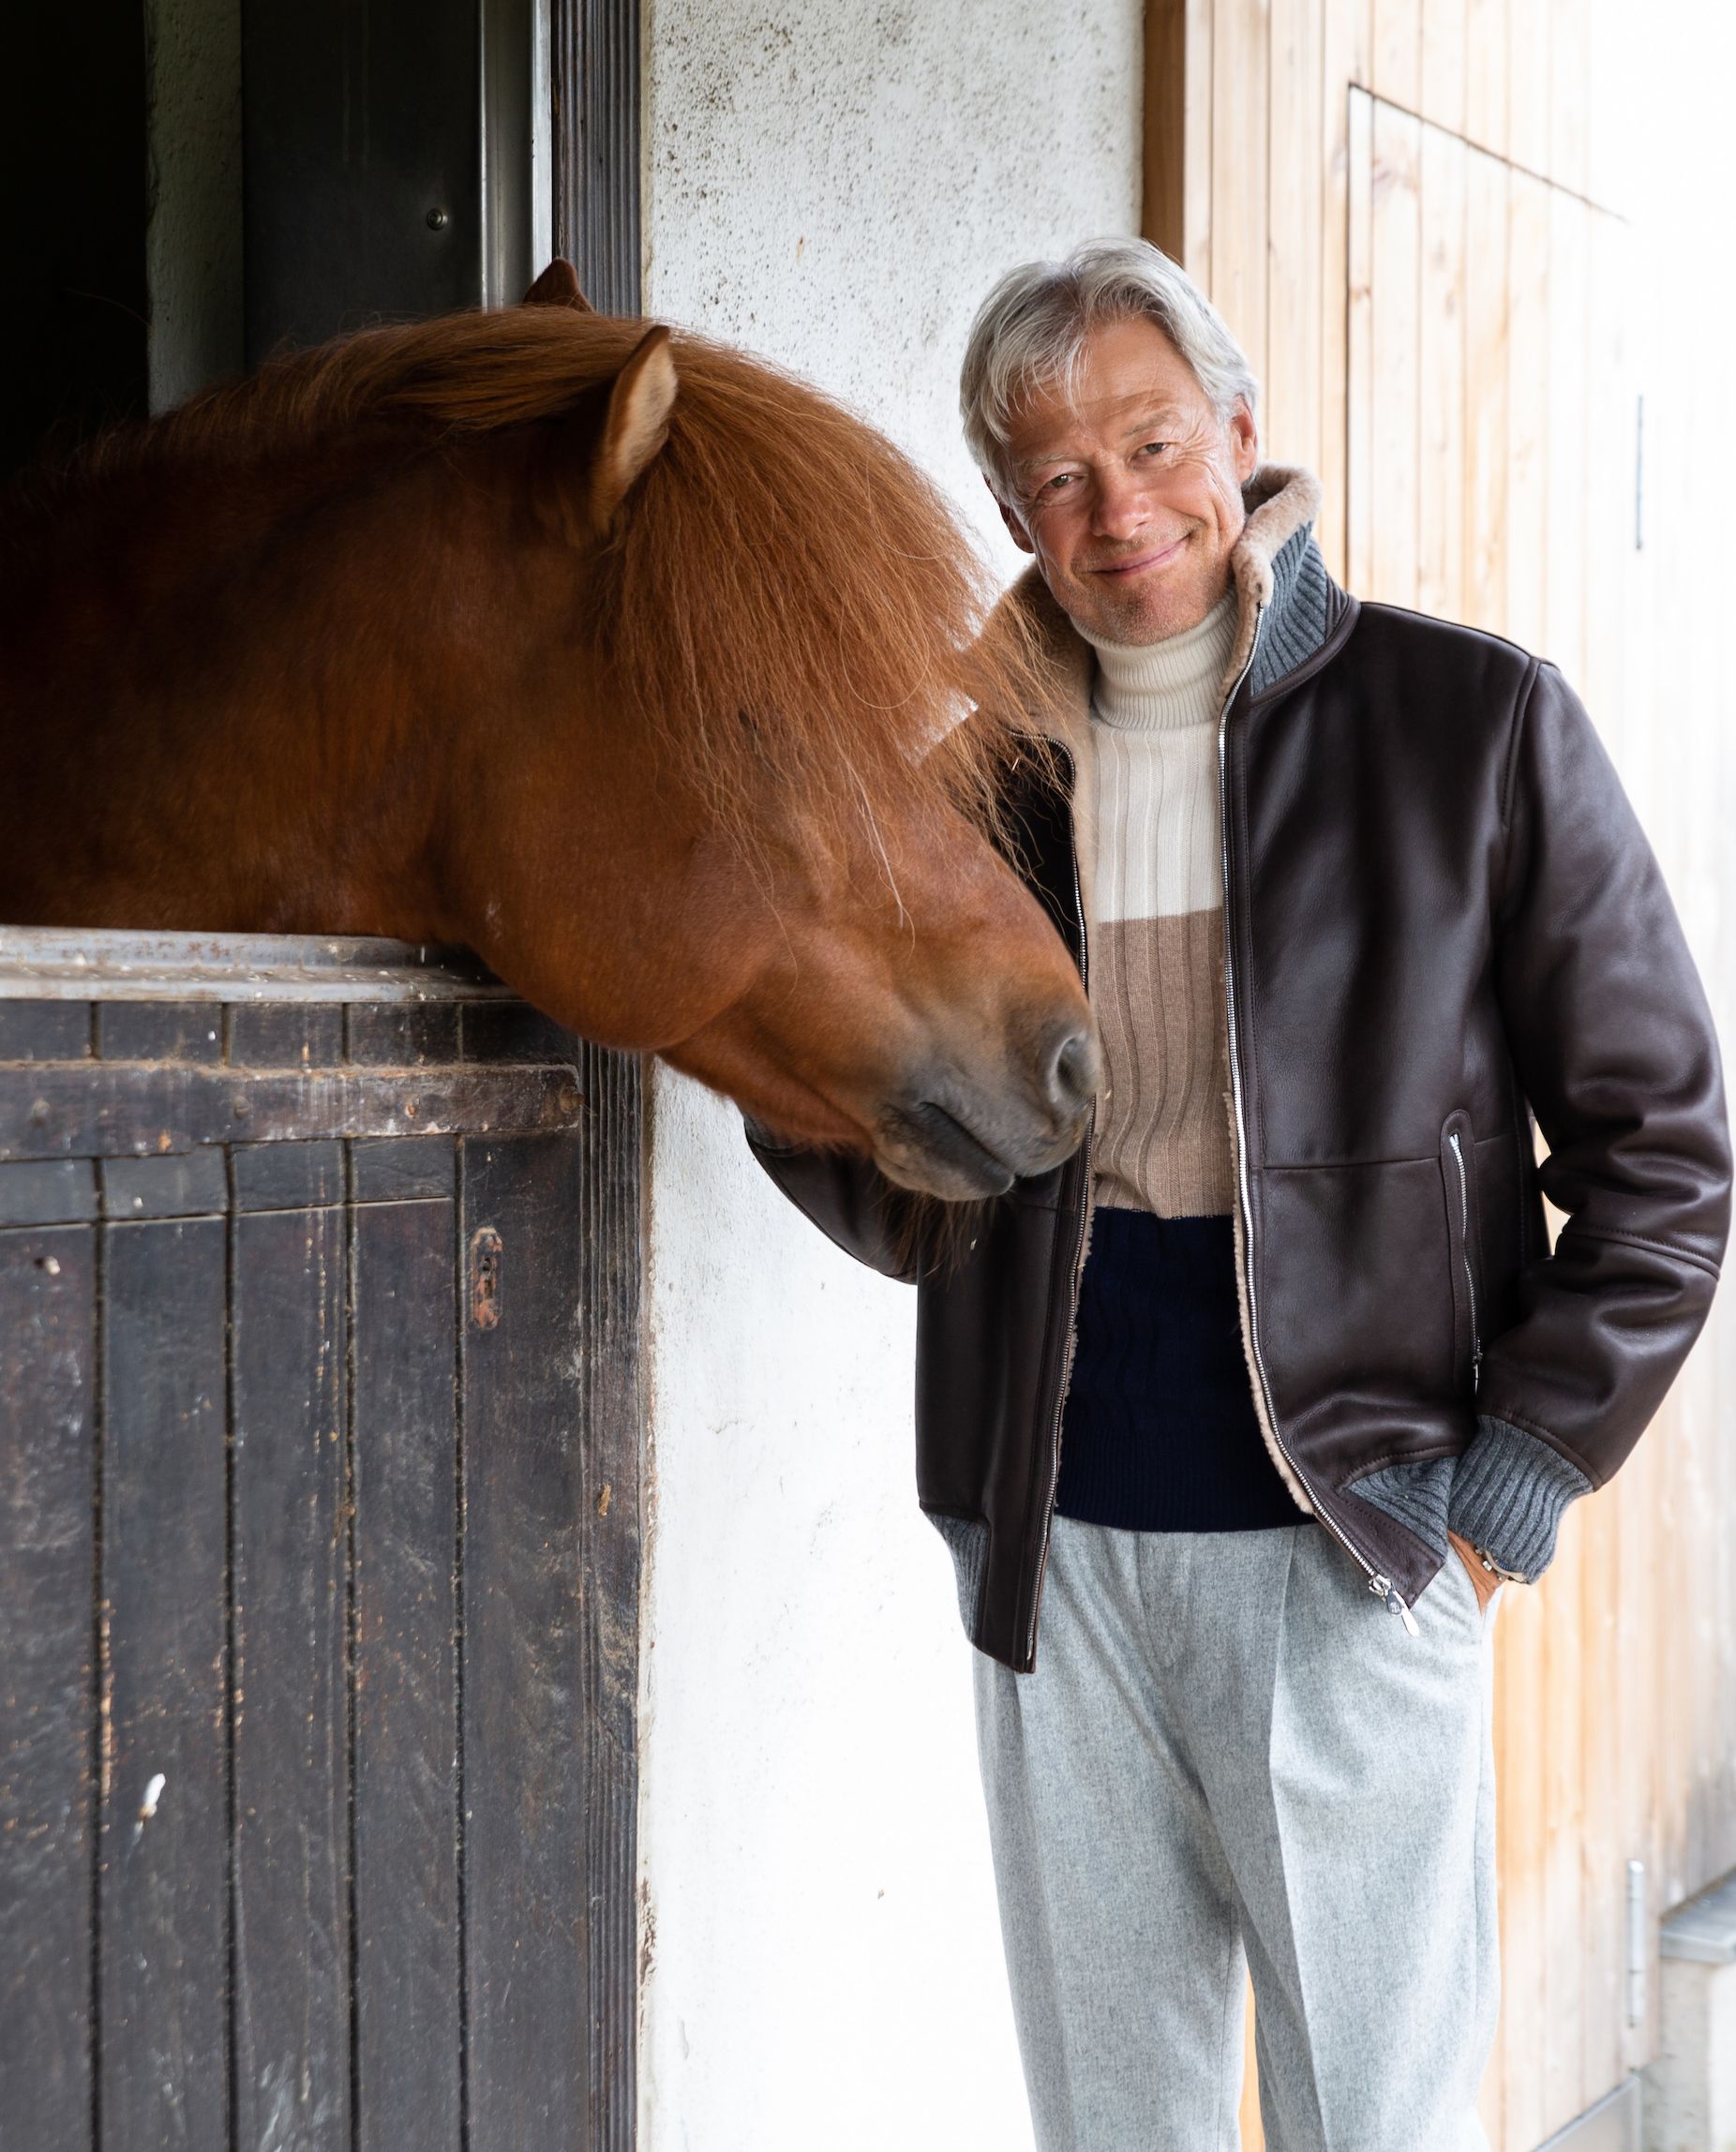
[
  {"xmin": 1085, "ymin": 590, "xmax": 1236, "ymax": 1218},
  {"xmin": 1054, "ymin": 588, "xmax": 1297, "ymax": 1534}
]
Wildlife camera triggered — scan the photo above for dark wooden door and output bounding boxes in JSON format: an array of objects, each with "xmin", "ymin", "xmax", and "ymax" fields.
[{"xmin": 0, "ymin": 940, "xmax": 639, "ymax": 2151}]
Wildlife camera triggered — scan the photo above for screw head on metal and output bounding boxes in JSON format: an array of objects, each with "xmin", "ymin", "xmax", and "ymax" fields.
[{"xmin": 426, "ymin": 206, "xmax": 449, "ymax": 231}]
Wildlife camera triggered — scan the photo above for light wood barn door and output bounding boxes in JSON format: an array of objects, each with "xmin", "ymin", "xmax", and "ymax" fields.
[{"xmin": 1346, "ymin": 85, "xmax": 1643, "ymax": 2152}]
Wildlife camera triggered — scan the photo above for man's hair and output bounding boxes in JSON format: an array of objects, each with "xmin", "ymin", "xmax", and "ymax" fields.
[{"xmin": 959, "ymin": 237, "xmax": 1260, "ymax": 502}]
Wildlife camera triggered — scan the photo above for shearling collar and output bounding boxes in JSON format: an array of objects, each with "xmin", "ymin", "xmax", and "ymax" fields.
[{"xmin": 1000, "ymin": 463, "xmax": 1331, "ymax": 757}]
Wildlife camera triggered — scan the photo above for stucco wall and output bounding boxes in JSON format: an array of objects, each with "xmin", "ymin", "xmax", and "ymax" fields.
[{"xmin": 638, "ymin": 7, "xmax": 1140, "ymax": 2147}]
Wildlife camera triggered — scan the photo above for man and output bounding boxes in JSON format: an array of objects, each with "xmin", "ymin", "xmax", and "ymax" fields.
[{"xmin": 748, "ymin": 239, "xmax": 1730, "ymax": 2150}]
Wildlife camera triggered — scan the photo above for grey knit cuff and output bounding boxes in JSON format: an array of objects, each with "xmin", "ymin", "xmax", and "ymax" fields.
[{"xmin": 1445, "ymin": 1416, "xmax": 1593, "ymax": 1582}]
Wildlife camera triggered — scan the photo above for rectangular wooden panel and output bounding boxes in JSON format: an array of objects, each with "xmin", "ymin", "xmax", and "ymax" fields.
[
  {"xmin": 574, "ymin": 1045, "xmax": 642, "ymax": 2152},
  {"xmin": 1504, "ymin": 0, "xmax": 1549, "ymax": 178},
  {"xmin": 231, "ymin": 1203, "xmax": 351, "ymax": 2150},
  {"xmin": 1503, "ymin": 168, "xmax": 1550, "ymax": 653},
  {"xmin": 352, "ymin": 1194, "xmax": 462, "ymax": 2152},
  {"xmin": 1345, "ymin": 87, "xmax": 1375, "ymax": 597},
  {"xmin": 1417, "ymin": 116, "xmax": 1467, "ymax": 624},
  {"xmin": 461, "ymin": 1131, "xmax": 591, "ymax": 2152},
  {"xmin": 1462, "ymin": 0, "xmax": 1508, "ymax": 159},
  {"xmin": 1371, "ymin": 0, "xmax": 1420, "ymax": 108},
  {"xmin": 1420, "ymin": 0, "xmax": 1467, "ymax": 136},
  {"xmin": 1317, "ymin": 0, "xmax": 1374, "ymax": 579},
  {"xmin": 99, "ymin": 1217, "xmax": 229, "ymax": 2152},
  {"xmin": 0, "ymin": 999, "xmax": 91, "ymax": 1061},
  {"xmin": 1145, "ymin": 0, "xmax": 1189, "ymax": 260},
  {"xmin": 1, "ymin": 1062, "xmax": 582, "ymax": 1164},
  {"xmin": 1369, "ymin": 99, "xmax": 1422, "ymax": 606},
  {"xmin": 1265, "ymin": 0, "xmax": 1324, "ymax": 471},
  {"xmin": 1461, "ymin": 142, "xmax": 1510, "ymax": 636},
  {"xmin": 1544, "ymin": 184, "xmax": 1590, "ymax": 684},
  {"xmin": 1211, "ymin": 0, "xmax": 1271, "ymax": 386},
  {"xmin": 0, "ymin": 1224, "xmax": 97, "ymax": 2150}
]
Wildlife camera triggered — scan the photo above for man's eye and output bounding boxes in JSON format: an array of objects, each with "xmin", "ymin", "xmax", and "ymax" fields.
[
  {"xmin": 1042, "ymin": 472, "xmax": 1080, "ymax": 495},
  {"xmin": 1136, "ymin": 441, "xmax": 1172, "ymax": 459}
]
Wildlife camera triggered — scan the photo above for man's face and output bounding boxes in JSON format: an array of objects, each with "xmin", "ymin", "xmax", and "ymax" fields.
[{"xmin": 996, "ymin": 314, "xmax": 1259, "ymax": 646}]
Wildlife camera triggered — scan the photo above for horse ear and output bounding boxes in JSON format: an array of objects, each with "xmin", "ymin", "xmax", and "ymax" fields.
[
  {"xmin": 590, "ymin": 325, "xmax": 678, "ymax": 531},
  {"xmin": 524, "ymin": 259, "xmax": 593, "ymax": 312}
]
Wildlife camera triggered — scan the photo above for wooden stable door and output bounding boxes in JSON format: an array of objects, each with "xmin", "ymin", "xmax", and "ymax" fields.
[
  {"xmin": 1345, "ymin": 86, "xmax": 1647, "ymax": 2150},
  {"xmin": 0, "ymin": 954, "xmax": 640, "ymax": 2152}
]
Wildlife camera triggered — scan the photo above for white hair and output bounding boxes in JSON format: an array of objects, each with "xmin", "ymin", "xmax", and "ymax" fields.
[{"xmin": 959, "ymin": 237, "xmax": 1260, "ymax": 501}]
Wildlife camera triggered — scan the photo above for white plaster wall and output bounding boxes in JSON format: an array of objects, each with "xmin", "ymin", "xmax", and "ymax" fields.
[{"xmin": 637, "ymin": 7, "xmax": 1140, "ymax": 2147}]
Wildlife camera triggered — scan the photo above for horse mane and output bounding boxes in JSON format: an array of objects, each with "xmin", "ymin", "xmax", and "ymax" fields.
[{"xmin": 46, "ymin": 307, "xmax": 1063, "ymax": 864}]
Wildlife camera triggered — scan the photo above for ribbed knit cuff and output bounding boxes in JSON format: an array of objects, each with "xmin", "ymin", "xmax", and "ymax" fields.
[{"xmin": 1445, "ymin": 1416, "xmax": 1593, "ymax": 1582}]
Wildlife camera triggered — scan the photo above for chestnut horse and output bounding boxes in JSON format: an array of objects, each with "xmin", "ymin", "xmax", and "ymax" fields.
[{"xmin": 0, "ymin": 263, "xmax": 1097, "ymax": 1200}]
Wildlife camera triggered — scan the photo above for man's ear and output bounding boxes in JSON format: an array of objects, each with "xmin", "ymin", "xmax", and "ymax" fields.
[
  {"xmin": 990, "ymin": 476, "xmax": 1036, "ymax": 557},
  {"xmin": 590, "ymin": 325, "xmax": 679, "ymax": 531},
  {"xmin": 1229, "ymin": 397, "xmax": 1259, "ymax": 486},
  {"xmin": 524, "ymin": 258, "xmax": 594, "ymax": 311}
]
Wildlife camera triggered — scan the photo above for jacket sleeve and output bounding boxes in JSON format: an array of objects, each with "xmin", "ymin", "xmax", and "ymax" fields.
[
  {"xmin": 1448, "ymin": 660, "xmax": 1731, "ymax": 1578},
  {"xmin": 743, "ymin": 1121, "xmax": 930, "ymax": 1285}
]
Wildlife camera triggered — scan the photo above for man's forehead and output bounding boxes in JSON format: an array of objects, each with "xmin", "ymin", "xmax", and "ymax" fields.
[{"xmin": 1009, "ymin": 381, "xmax": 1198, "ymax": 467}]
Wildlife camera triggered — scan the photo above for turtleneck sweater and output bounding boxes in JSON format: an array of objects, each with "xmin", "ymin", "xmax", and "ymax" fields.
[
  {"xmin": 1054, "ymin": 584, "xmax": 1297, "ymax": 1536},
  {"xmin": 1082, "ymin": 588, "xmax": 1237, "ymax": 1218}
]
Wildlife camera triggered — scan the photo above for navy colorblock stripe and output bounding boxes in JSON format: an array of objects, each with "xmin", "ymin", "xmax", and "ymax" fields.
[{"xmin": 1055, "ymin": 1208, "xmax": 1299, "ymax": 1532}]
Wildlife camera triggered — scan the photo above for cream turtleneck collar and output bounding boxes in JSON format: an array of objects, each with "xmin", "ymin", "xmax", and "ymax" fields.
[{"xmin": 1082, "ymin": 586, "xmax": 1237, "ymax": 733}]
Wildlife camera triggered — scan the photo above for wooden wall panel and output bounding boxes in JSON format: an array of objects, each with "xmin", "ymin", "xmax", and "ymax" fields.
[
  {"xmin": 1211, "ymin": 0, "xmax": 1272, "ymax": 391},
  {"xmin": 1417, "ymin": 117, "xmax": 1465, "ymax": 623},
  {"xmin": 1420, "ymin": 0, "xmax": 1466, "ymax": 135},
  {"xmin": 1460, "ymin": 143, "xmax": 1508, "ymax": 636},
  {"xmin": 1155, "ymin": 7, "xmax": 1730, "ymax": 2145},
  {"xmin": 1265, "ymin": 0, "xmax": 1324, "ymax": 473}
]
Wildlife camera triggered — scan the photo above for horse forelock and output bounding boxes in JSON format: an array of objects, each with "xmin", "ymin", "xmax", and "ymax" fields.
[{"xmin": 22, "ymin": 307, "xmax": 1063, "ymax": 859}]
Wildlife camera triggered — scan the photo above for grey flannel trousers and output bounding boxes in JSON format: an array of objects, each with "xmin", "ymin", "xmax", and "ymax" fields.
[{"xmin": 972, "ymin": 1517, "xmax": 1500, "ymax": 2152}]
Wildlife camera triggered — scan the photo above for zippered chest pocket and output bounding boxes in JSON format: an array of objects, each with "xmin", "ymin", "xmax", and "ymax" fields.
[{"xmin": 1440, "ymin": 1111, "xmax": 1485, "ymax": 1390}]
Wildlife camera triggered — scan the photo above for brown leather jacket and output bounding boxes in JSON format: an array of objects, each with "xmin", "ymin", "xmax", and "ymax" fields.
[{"xmin": 749, "ymin": 469, "xmax": 1730, "ymax": 1672}]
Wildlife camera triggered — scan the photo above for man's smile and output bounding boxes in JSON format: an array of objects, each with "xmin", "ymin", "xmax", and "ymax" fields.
[{"xmin": 1087, "ymin": 531, "xmax": 1190, "ymax": 579}]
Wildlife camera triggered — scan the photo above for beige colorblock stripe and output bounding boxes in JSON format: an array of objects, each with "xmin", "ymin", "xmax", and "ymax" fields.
[{"xmin": 1091, "ymin": 909, "xmax": 1235, "ymax": 1218}]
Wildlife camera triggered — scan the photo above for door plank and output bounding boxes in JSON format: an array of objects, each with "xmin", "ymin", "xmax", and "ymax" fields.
[
  {"xmin": 461, "ymin": 1131, "xmax": 590, "ymax": 2152},
  {"xmin": 231, "ymin": 1203, "xmax": 352, "ymax": 2149},
  {"xmin": 1418, "ymin": 116, "xmax": 1467, "ymax": 625},
  {"xmin": 352, "ymin": 1192, "xmax": 462, "ymax": 2152},
  {"xmin": 99, "ymin": 1217, "xmax": 229, "ymax": 2152},
  {"xmin": 1369, "ymin": 98, "xmax": 1423, "ymax": 607},
  {"xmin": 0, "ymin": 1224, "xmax": 97, "ymax": 2148}
]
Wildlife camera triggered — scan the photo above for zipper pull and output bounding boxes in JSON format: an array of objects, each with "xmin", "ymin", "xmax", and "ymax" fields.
[{"xmin": 1369, "ymin": 1573, "xmax": 1419, "ymax": 1636}]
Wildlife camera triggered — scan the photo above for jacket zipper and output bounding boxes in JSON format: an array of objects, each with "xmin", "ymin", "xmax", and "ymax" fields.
[
  {"xmin": 1447, "ymin": 1127, "xmax": 1484, "ymax": 1384},
  {"xmin": 1024, "ymin": 788, "xmax": 1093, "ymax": 1666},
  {"xmin": 1218, "ymin": 605, "xmax": 1420, "ymax": 1636}
]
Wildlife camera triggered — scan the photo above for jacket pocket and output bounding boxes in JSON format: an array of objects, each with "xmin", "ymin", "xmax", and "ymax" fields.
[{"xmin": 1440, "ymin": 1111, "xmax": 1485, "ymax": 1392}]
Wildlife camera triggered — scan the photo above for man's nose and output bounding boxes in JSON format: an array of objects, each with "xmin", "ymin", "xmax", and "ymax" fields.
[{"xmin": 1091, "ymin": 467, "xmax": 1148, "ymax": 542}]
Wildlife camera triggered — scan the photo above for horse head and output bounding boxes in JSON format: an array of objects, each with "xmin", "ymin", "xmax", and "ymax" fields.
[{"xmin": 0, "ymin": 267, "xmax": 1099, "ymax": 1201}]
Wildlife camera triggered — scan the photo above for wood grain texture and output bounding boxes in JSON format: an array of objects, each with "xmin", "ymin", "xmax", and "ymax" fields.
[
  {"xmin": 99, "ymin": 1217, "xmax": 230, "ymax": 2152},
  {"xmin": 1145, "ymin": 0, "xmax": 1190, "ymax": 260},
  {"xmin": 1420, "ymin": 0, "xmax": 1467, "ymax": 135},
  {"xmin": 0, "ymin": 1224, "xmax": 96, "ymax": 2150},
  {"xmin": 1461, "ymin": 140, "xmax": 1510, "ymax": 636},
  {"xmin": 231, "ymin": 1203, "xmax": 351, "ymax": 2151},
  {"xmin": 1265, "ymin": 0, "xmax": 1324, "ymax": 471},
  {"xmin": 460, "ymin": 1130, "xmax": 591, "ymax": 2152},
  {"xmin": 1371, "ymin": 0, "xmax": 1420, "ymax": 108},
  {"xmin": 1463, "ymin": 0, "xmax": 1508, "ymax": 158},
  {"xmin": 1212, "ymin": 0, "xmax": 1272, "ymax": 387},
  {"xmin": 1417, "ymin": 115, "xmax": 1466, "ymax": 624},
  {"xmin": 352, "ymin": 1194, "xmax": 462, "ymax": 2152},
  {"xmin": 1369, "ymin": 97, "xmax": 1423, "ymax": 607}
]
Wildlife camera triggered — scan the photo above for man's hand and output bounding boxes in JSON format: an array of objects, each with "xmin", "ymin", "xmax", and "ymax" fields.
[{"xmin": 1447, "ymin": 1531, "xmax": 1504, "ymax": 1615}]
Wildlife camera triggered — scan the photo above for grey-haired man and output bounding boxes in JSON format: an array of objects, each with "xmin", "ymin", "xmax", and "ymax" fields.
[{"xmin": 751, "ymin": 240, "xmax": 1729, "ymax": 2150}]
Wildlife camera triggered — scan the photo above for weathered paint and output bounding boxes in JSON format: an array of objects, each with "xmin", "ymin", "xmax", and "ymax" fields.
[{"xmin": 638, "ymin": 5, "xmax": 1141, "ymax": 2146}]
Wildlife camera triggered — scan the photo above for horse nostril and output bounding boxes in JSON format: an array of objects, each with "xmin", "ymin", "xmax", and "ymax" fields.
[{"xmin": 1044, "ymin": 1026, "xmax": 1101, "ymax": 1115}]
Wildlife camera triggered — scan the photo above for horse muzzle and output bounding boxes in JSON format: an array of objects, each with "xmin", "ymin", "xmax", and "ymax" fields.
[{"xmin": 873, "ymin": 1018, "xmax": 1101, "ymax": 1201}]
